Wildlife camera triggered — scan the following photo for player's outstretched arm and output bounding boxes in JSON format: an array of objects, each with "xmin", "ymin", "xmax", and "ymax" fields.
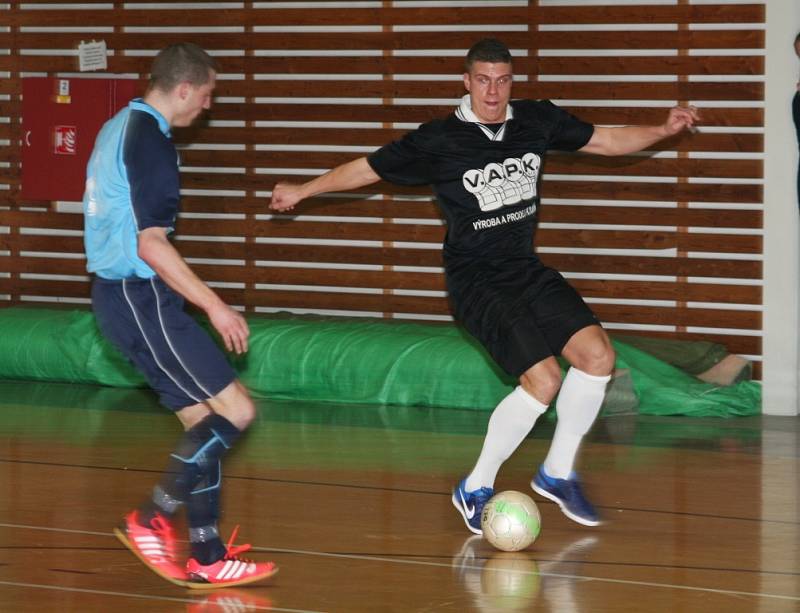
[
  {"xmin": 580, "ymin": 105, "xmax": 700, "ymax": 157},
  {"xmin": 270, "ymin": 156, "xmax": 381, "ymax": 212}
]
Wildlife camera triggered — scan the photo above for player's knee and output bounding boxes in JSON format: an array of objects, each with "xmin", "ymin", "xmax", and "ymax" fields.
[
  {"xmin": 519, "ymin": 367, "xmax": 562, "ymax": 405},
  {"xmin": 577, "ymin": 341, "xmax": 615, "ymax": 376},
  {"xmin": 598, "ymin": 344, "xmax": 616, "ymax": 374}
]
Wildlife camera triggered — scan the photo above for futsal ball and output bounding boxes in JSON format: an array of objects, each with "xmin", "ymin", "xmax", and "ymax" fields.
[{"xmin": 481, "ymin": 490, "xmax": 541, "ymax": 552}]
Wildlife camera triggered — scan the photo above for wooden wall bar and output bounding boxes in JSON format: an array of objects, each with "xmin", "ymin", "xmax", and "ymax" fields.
[{"xmin": 0, "ymin": 1, "xmax": 764, "ymax": 372}]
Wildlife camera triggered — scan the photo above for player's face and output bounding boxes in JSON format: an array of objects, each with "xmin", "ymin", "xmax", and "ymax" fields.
[
  {"xmin": 463, "ymin": 61, "xmax": 513, "ymax": 124},
  {"xmin": 173, "ymin": 71, "xmax": 216, "ymax": 127}
]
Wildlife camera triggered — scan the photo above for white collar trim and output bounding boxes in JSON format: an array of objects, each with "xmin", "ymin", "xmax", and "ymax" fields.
[{"xmin": 455, "ymin": 94, "xmax": 513, "ymax": 141}]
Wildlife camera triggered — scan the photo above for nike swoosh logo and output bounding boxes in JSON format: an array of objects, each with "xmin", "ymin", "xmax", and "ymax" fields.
[{"xmin": 460, "ymin": 491, "xmax": 476, "ymax": 519}]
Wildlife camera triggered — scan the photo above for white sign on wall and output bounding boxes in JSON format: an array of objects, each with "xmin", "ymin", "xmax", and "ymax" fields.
[{"xmin": 78, "ymin": 40, "xmax": 108, "ymax": 72}]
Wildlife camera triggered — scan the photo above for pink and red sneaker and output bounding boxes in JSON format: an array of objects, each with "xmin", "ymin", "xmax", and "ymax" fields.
[
  {"xmin": 185, "ymin": 526, "xmax": 278, "ymax": 589},
  {"xmin": 113, "ymin": 509, "xmax": 188, "ymax": 586}
]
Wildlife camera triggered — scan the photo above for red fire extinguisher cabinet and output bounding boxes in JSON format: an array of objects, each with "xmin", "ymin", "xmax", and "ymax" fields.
[{"xmin": 21, "ymin": 77, "xmax": 139, "ymax": 202}]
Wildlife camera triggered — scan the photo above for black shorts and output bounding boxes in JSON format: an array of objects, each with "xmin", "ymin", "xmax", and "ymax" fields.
[
  {"xmin": 91, "ymin": 276, "xmax": 237, "ymax": 411},
  {"xmin": 446, "ymin": 257, "xmax": 600, "ymax": 378}
]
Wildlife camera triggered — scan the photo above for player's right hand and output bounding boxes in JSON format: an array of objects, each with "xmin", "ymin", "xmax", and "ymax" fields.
[
  {"xmin": 270, "ymin": 182, "xmax": 303, "ymax": 212},
  {"xmin": 208, "ymin": 303, "xmax": 249, "ymax": 354}
]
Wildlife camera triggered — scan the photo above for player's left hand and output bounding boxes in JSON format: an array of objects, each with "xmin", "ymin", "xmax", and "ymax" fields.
[{"xmin": 663, "ymin": 105, "xmax": 701, "ymax": 136}]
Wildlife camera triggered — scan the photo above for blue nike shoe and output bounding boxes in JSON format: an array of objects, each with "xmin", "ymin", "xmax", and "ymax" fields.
[
  {"xmin": 451, "ymin": 478, "xmax": 494, "ymax": 535},
  {"xmin": 531, "ymin": 466, "xmax": 601, "ymax": 527}
]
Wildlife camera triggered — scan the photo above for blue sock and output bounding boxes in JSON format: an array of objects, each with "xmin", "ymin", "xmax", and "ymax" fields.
[{"xmin": 141, "ymin": 414, "xmax": 242, "ymax": 564}]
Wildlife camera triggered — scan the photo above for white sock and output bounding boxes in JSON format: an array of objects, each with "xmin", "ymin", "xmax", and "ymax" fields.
[
  {"xmin": 465, "ymin": 386, "xmax": 548, "ymax": 491},
  {"xmin": 543, "ymin": 367, "xmax": 610, "ymax": 479}
]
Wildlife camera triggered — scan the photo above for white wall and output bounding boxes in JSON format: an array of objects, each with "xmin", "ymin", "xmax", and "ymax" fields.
[{"xmin": 763, "ymin": 0, "xmax": 800, "ymax": 415}]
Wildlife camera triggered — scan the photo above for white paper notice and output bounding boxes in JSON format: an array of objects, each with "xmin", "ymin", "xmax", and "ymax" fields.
[{"xmin": 78, "ymin": 40, "xmax": 108, "ymax": 72}]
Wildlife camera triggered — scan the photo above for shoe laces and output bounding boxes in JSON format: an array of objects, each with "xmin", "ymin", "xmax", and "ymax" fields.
[
  {"xmin": 562, "ymin": 479, "xmax": 595, "ymax": 511},
  {"xmin": 473, "ymin": 487, "xmax": 494, "ymax": 504},
  {"xmin": 222, "ymin": 525, "xmax": 253, "ymax": 562},
  {"xmin": 149, "ymin": 514, "xmax": 178, "ymax": 560}
]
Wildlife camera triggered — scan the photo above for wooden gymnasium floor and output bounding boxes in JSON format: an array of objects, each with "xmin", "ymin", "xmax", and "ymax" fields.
[{"xmin": 0, "ymin": 378, "xmax": 798, "ymax": 613}]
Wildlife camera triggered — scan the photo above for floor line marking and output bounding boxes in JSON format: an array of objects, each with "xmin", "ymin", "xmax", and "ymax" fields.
[
  {"xmin": 2, "ymin": 521, "xmax": 798, "ymax": 603},
  {"xmin": 250, "ymin": 546, "xmax": 800, "ymax": 603},
  {"xmin": 0, "ymin": 579, "xmax": 318, "ymax": 612}
]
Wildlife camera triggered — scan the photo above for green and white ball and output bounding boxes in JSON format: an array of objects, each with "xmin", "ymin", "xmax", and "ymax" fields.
[{"xmin": 481, "ymin": 490, "xmax": 541, "ymax": 552}]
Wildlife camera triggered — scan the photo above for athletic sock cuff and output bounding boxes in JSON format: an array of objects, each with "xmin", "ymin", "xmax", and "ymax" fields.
[
  {"xmin": 513, "ymin": 385, "xmax": 549, "ymax": 414},
  {"xmin": 204, "ymin": 413, "xmax": 242, "ymax": 448},
  {"xmin": 568, "ymin": 367, "xmax": 611, "ymax": 384}
]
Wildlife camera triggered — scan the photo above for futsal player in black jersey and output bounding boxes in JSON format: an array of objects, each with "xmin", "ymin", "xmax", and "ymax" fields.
[{"xmin": 270, "ymin": 38, "xmax": 699, "ymax": 532}]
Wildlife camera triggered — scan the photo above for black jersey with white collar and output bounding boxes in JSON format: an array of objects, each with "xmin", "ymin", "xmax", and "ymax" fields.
[{"xmin": 367, "ymin": 99, "xmax": 593, "ymax": 267}]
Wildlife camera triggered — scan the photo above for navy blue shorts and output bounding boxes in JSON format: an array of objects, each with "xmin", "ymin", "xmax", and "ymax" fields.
[
  {"xmin": 91, "ymin": 276, "xmax": 237, "ymax": 411},
  {"xmin": 447, "ymin": 259, "xmax": 600, "ymax": 378}
]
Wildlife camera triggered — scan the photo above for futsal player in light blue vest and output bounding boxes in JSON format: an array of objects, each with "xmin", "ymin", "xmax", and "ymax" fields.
[{"xmin": 84, "ymin": 42, "xmax": 276, "ymax": 588}]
